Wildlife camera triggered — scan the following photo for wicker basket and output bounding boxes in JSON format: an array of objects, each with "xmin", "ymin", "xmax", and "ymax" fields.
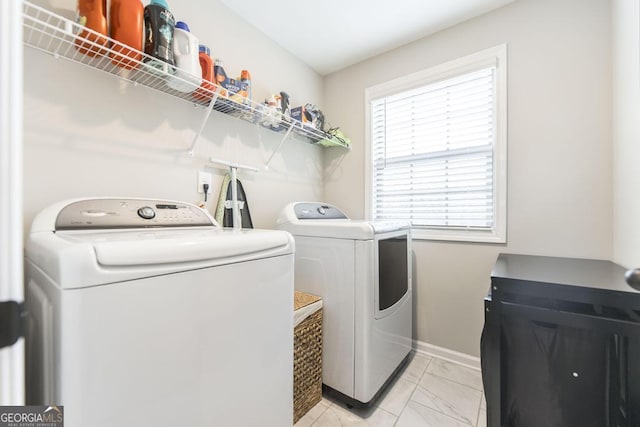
[{"xmin": 293, "ymin": 291, "xmax": 323, "ymax": 423}]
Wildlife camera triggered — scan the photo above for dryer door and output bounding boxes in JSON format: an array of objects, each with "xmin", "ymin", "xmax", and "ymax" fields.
[{"xmin": 375, "ymin": 229, "xmax": 411, "ymax": 319}]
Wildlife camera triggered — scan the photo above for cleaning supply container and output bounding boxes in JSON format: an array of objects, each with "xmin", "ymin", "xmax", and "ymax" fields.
[
  {"xmin": 143, "ymin": 0, "xmax": 175, "ymax": 74},
  {"xmin": 109, "ymin": 0, "xmax": 143, "ymax": 69},
  {"xmin": 214, "ymin": 59, "xmax": 228, "ymax": 97},
  {"xmin": 166, "ymin": 21, "xmax": 200, "ymax": 92},
  {"xmin": 293, "ymin": 291, "xmax": 323, "ymax": 423},
  {"xmin": 240, "ymin": 69, "xmax": 251, "ymax": 104},
  {"xmin": 193, "ymin": 45, "xmax": 215, "ymax": 102},
  {"xmin": 75, "ymin": 0, "xmax": 109, "ymax": 56}
]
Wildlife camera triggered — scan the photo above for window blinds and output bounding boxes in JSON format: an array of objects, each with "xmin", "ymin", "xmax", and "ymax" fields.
[{"xmin": 371, "ymin": 67, "xmax": 496, "ymax": 229}]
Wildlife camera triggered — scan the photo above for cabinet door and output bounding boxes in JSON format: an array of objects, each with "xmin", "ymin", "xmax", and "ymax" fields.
[{"xmin": 497, "ymin": 302, "xmax": 640, "ymax": 427}]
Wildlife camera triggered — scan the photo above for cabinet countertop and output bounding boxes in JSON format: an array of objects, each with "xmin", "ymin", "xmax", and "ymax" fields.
[{"xmin": 491, "ymin": 253, "xmax": 638, "ymax": 296}]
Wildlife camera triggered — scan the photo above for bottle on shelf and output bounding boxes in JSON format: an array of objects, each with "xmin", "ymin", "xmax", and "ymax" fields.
[
  {"xmin": 109, "ymin": 0, "xmax": 143, "ymax": 69},
  {"xmin": 239, "ymin": 70, "xmax": 251, "ymax": 103},
  {"xmin": 236, "ymin": 69, "xmax": 253, "ymax": 119},
  {"xmin": 75, "ymin": 0, "xmax": 109, "ymax": 57},
  {"xmin": 193, "ymin": 45, "xmax": 215, "ymax": 103},
  {"xmin": 228, "ymin": 70, "xmax": 249, "ymax": 104},
  {"xmin": 213, "ymin": 59, "xmax": 228, "ymax": 97},
  {"xmin": 261, "ymin": 95, "xmax": 279, "ymax": 128},
  {"xmin": 143, "ymin": 0, "xmax": 175, "ymax": 74},
  {"xmin": 166, "ymin": 21, "xmax": 200, "ymax": 93}
]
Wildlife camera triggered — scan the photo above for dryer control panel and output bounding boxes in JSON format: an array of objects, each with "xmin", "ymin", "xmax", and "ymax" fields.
[
  {"xmin": 294, "ymin": 203, "xmax": 348, "ymax": 220},
  {"xmin": 55, "ymin": 198, "xmax": 215, "ymax": 230}
]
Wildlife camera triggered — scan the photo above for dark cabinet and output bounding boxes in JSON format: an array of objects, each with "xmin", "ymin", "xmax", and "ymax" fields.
[{"xmin": 481, "ymin": 254, "xmax": 640, "ymax": 427}]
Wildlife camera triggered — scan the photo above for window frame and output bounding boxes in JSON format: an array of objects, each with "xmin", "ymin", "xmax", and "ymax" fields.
[{"xmin": 364, "ymin": 44, "xmax": 508, "ymax": 243}]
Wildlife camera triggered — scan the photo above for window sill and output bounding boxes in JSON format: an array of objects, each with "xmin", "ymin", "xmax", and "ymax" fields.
[{"xmin": 411, "ymin": 228, "xmax": 506, "ymax": 244}]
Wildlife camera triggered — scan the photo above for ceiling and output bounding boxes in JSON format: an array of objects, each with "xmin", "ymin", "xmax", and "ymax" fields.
[{"xmin": 220, "ymin": 0, "xmax": 516, "ymax": 75}]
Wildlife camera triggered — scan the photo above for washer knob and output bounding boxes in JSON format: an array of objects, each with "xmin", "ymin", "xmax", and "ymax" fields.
[
  {"xmin": 317, "ymin": 206, "xmax": 326, "ymax": 215},
  {"xmin": 137, "ymin": 206, "xmax": 156, "ymax": 220}
]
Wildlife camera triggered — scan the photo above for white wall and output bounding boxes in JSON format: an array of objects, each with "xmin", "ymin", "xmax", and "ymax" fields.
[
  {"xmin": 323, "ymin": 0, "xmax": 613, "ymax": 356},
  {"xmin": 23, "ymin": 0, "xmax": 325, "ymax": 235},
  {"xmin": 612, "ymin": 0, "xmax": 640, "ymax": 269}
]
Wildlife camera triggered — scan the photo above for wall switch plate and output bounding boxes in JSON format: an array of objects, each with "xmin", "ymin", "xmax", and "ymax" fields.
[{"xmin": 197, "ymin": 171, "xmax": 213, "ymax": 194}]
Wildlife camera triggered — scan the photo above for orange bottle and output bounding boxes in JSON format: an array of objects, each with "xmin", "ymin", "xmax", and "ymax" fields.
[
  {"xmin": 239, "ymin": 69, "xmax": 251, "ymax": 104},
  {"xmin": 75, "ymin": 0, "xmax": 109, "ymax": 57},
  {"xmin": 109, "ymin": 0, "xmax": 144, "ymax": 69},
  {"xmin": 193, "ymin": 45, "xmax": 215, "ymax": 103}
]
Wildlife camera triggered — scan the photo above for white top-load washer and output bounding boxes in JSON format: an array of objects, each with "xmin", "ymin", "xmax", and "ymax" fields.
[
  {"xmin": 25, "ymin": 198, "xmax": 294, "ymax": 427},
  {"xmin": 277, "ymin": 202, "xmax": 412, "ymax": 405}
]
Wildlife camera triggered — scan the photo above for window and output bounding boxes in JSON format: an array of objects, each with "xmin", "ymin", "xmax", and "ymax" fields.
[{"xmin": 365, "ymin": 45, "xmax": 507, "ymax": 243}]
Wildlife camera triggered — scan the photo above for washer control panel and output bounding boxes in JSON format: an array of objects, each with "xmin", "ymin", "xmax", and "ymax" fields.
[
  {"xmin": 55, "ymin": 199, "xmax": 215, "ymax": 230},
  {"xmin": 294, "ymin": 203, "xmax": 348, "ymax": 220}
]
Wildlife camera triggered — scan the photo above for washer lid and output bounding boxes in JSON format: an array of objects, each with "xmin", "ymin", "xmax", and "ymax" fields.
[
  {"xmin": 277, "ymin": 202, "xmax": 408, "ymax": 239},
  {"xmin": 59, "ymin": 228, "xmax": 292, "ymax": 266},
  {"xmin": 27, "ymin": 227, "xmax": 294, "ymax": 289}
]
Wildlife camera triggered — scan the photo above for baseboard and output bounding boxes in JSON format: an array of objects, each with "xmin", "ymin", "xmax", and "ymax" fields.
[{"xmin": 413, "ymin": 339, "xmax": 481, "ymax": 371}]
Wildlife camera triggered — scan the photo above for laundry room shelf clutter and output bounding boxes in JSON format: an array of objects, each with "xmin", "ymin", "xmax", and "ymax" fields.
[{"xmin": 22, "ymin": 1, "xmax": 351, "ymax": 152}]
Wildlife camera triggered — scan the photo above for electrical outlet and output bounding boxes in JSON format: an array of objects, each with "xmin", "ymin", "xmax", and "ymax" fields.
[{"xmin": 197, "ymin": 171, "xmax": 213, "ymax": 194}]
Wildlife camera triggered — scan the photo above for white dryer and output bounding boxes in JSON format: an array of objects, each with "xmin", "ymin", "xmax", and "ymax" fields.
[
  {"xmin": 25, "ymin": 198, "xmax": 294, "ymax": 427},
  {"xmin": 277, "ymin": 202, "xmax": 412, "ymax": 405}
]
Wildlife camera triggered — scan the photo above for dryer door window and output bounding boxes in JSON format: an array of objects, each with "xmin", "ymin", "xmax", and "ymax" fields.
[{"xmin": 378, "ymin": 236, "xmax": 408, "ymax": 311}]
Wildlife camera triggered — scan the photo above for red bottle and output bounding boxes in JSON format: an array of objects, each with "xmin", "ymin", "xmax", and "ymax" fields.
[
  {"xmin": 75, "ymin": 0, "xmax": 109, "ymax": 57},
  {"xmin": 193, "ymin": 45, "xmax": 215, "ymax": 102},
  {"xmin": 109, "ymin": 0, "xmax": 144, "ymax": 69}
]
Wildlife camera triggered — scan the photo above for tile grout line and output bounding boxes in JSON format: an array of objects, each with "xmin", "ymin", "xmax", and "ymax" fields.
[
  {"xmin": 413, "ymin": 357, "xmax": 484, "ymax": 426},
  {"xmin": 305, "ymin": 353, "xmax": 486, "ymax": 426},
  {"xmin": 307, "ymin": 400, "xmax": 331, "ymax": 427},
  {"xmin": 383, "ymin": 377, "xmax": 418, "ymax": 422},
  {"xmin": 390, "ymin": 353, "xmax": 434, "ymax": 425},
  {"xmin": 410, "ymin": 380, "xmax": 482, "ymax": 426},
  {"xmin": 425, "ymin": 357, "xmax": 485, "ymax": 392},
  {"xmin": 406, "ymin": 398, "xmax": 477, "ymax": 427},
  {"xmin": 425, "ymin": 369, "xmax": 484, "ymax": 392},
  {"xmin": 473, "ymin": 389, "xmax": 482, "ymax": 427},
  {"xmin": 393, "ymin": 353, "xmax": 434, "ymax": 426},
  {"xmin": 476, "ymin": 403, "xmax": 484, "ymax": 427}
]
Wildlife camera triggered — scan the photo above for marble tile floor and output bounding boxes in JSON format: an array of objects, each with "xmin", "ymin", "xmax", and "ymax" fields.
[{"xmin": 295, "ymin": 352, "xmax": 487, "ymax": 427}]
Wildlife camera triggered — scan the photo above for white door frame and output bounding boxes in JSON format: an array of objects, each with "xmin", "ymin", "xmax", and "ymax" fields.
[{"xmin": 0, "ymin": 0, "xmax": 25, "ymax": 405}]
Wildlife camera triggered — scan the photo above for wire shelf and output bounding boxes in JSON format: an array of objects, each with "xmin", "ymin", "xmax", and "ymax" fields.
[{"xmin": 22, "ymin": 1, "xmax": 350, "ymax": 150}]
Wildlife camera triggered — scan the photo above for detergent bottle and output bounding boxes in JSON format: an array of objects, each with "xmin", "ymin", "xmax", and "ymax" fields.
[
  {"xmin": 193, "ymin": 45, "xmax": 215, "ymax": 102},
  {"xmin": 239, "ymin": 70, "xmax": 251, "ymax": 105},
  {"xmin": 109, "ymin": 0, "xmax": 144, "ymax": 69},
  {"xmin": 75, "ymin": 0, "xmax": 109, "ymax": 57},
  {"xmin": 143, "ymin": 0, "xmax": 175, "ymax": 74},
  {"xmin": 213, "ymin": 59, "xmax": 228, "ymax": 97},
  {"xmin": 166, "ymin": 21, "xmax": 200, "ymax": 92}
]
